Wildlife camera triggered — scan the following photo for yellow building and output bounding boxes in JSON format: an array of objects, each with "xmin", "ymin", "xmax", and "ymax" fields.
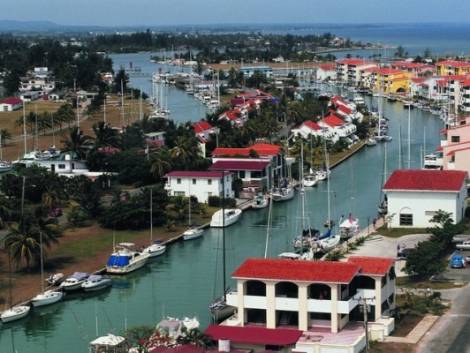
[
  {"xmin": 373, "ymin": 68, "xmax": 412, "ymax": 94},
  {"xmin": 437, "ymin": 60, "xmax": 470, "ymax": 76}
]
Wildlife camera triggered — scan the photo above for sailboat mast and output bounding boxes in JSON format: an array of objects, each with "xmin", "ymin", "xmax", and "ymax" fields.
[
  {"xmin": 35, "ymin": 104, "xmax": 38, "ymax": 151},
  {"xmin": 23, "ymin": 102, "xmax": 27, "ymax": 156},
  {"xmin": 264, "ymin": 194, "xmax": 273, "ymax": 259},
  {"xmin": 222, "ymin": 172, "xmax": 226, "ymax": 300},
  {"xmin": 103, "ymin": 96, "xmax": 107, "ymax": 124},
  {"xmin": 188, "ymin": 182, "xmax": 191, "ymax": 226},
  {"xmin": 300, "ymin": 142, "xmax": 305, "ymax": 230},
  {"xmin": 407, "ymin": 105, "xmax": 411, "ymax": 168},
  {"xmin": 39, "ymin": 231, "xmax": 44, "ymax": 293},
  {"xmin": 150, "ymin": 189, "xmax": 153, "ymax": 242},
  {"xmin": 121, "ymin": 79, "xmax": 125, "ymax": 127},
  {"xmin": 139, "ymin": 89, "xmax": 143, "ymax": 121},
  {"xmin": 325, "ymin": 140, "xmax": 331, "ymax": 225},
  {"xmin": 398, "ymin": 123, "xmax": 402, "ymax": 169}
]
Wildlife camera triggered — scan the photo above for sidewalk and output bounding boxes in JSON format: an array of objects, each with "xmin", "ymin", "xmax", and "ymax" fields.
[{"xmin": 385, "ymin": 315, "xmax": 439, "ymax": 344}]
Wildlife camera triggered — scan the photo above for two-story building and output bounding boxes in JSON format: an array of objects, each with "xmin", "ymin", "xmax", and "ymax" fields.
[
  {"xmin": 220, "ymin": 256, "xmax": 396, "ymax": 353},
  {"xmin": 336, "ymin": 58, "xmax": 376, "ymax": 85},
  {"xmin": 383, "ymin": 169, "xmax": 468, "ymax": 228},
  {"xmin": 315, "ymin": 63, "xmax": 337, "ymax": 81},
  {"xmin": 164, "ymin": 171, "xmax": 234, "ymax": 203},
  {"xmin": 437, "ymin": 60, "xmax": 470, "ymax": 76},
  {"xmin": 291, "ymin": 120, "xmax": 337, "ymax": 142},
  {"xmin": 319, "ymin": 114, "xmax": 357, "ymax": 142}
]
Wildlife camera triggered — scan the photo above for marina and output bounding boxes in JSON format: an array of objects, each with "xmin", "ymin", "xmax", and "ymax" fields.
[{"xmin": 0, "ymin": 62, "xmax": 443, "ymax": 351}]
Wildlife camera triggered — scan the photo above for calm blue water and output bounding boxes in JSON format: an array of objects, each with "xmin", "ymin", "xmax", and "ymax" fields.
[
  {"xmin": 110, "ymin": 52, "xmax": 208, "ymax": 123},
  {"xmin": 0, "ymin": 47, "xmax": 445, "ymax": 352}
]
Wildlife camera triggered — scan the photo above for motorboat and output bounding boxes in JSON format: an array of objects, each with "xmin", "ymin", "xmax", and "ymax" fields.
[
  {"xmin": 89, "ymin": 334, "xmax": 128, "ymax": 353},
  {"xmin": 317, "ymin": 235, "xmax": 341, "ymax": 251},
  {"xmin": 81, "ymin": 275, "xmax": 112, "ymax": 292},
  {"xmin": 209, "ymin": 297, "xmax": 236, "ymax": 323},
  {"xmin": 252, "ymin": 194, "xmax": 269, "ymax": 209},
  {"xmin": 106, "ymin": 243, "xmax": 150, "ymax": 274},
  {"xmin": 423, "ymin": 152, "xmax": 443, "ymax": 169},
  {"xmin": 315, "ymin": 169, "xmax": 329, "ymax": 181},
  {"xmin": 272, "ymin": 187, "xmax": 295, "ymax": 202},
  {"xmin": 403, "ymin": 101, "xmax": 414, "ymax": 109},
  {"xmin": 210, "ymin": 209, "xmax": 242, "ymax": 227},
  {"xmin": 59, "ymin": 272, "xmax": 89, "ymax": 291},
  {"xmin": 303, "ymin": 175, "xmax": 317, "ymax": 187},
  {"xmin": 339, "ymin": 217, "xmax": 360, "ymax": 240},
  {"xmin": 183, "ymin": 227, "xmax": 204, "ymax": 240},
  {"xmin": 278, "ymin": 252, "xmax": 302, "ymax": 260},
  {"xmin": 0, "ymin": 161, "xmax": 12, "ymax": 173},
  {"xmin": 31, "ymin": 290, "xmax": 64, "ymax": 307},
  {"xmin": 144, "ymin": 241, "xmax": 167, "ymax": 257},
  {"xmin": 0, "ymin": 305, "xmax": 30, "ymax": 323},
  {"xmin": 456, "ymin": 241, "xmax": 470, "ymax": 250},
  {"xmin": 374, "ymin": 134, "xmax": 392, "ymax": 142},
  {"xmin": 46, "ymin": 273, "xmax": 64, "ymax": 286},
  {"xmin": 366, "ymin": 138, "xmax": 377, "ymax": 146}
]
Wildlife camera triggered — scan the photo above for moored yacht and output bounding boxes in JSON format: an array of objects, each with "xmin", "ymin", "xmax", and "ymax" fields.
[
  {"xmin": 252, "ymin": 193, "xmax": 269, "ymax": 209},
  {"xmin": 106, "ymin": 243, "xmax": 150, "ymax": 274},
  {"xmin": 0, "ymin": 305, "xmax": 31, "ymax": 323},
  {"xmin": 31, "ymin": 290, "xmax": 64, "ymax": 307},
  {"xmin": 271, "ymin": 187, "xmax": 295, "ymax": 201},
  {"xmin": 144, "ymin": 241, "xmax": 167, "ymax": 257},
  {"xmin": 210, "ymin": 209, "xmax": 242, "ymax": 227},
  {"xmin": 183, "ymin": 227, "xmax": 204, "ymax": 240},
  {"xmin": 81, "ymin": 275, "xmax": 112, "ymax": 292},
  {"xmin": 59, "ymin": 272, "xmax": 89, "ymax": 291}
]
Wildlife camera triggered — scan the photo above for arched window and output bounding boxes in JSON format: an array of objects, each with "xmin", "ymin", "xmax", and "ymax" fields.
[
  {"xmin": 308, "ymin": 284, "xmax": 331, "ymax": 300},
  {"xmin": 399, "ymin": 207, "xmax": 413, "ymax": 226},
  {"xmin": 275, "ymin": 282, "xmax": 298, "ymax": 298},
  {"xmin": 245, "ymin": 280, "xmax": 266, "ymax": 296}
]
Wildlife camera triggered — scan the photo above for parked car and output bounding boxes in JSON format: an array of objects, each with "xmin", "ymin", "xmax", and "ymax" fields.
[
  {"xmin": 452, "ymin": 234, "xmax": 470, "ymax": 243},
  {"xmin": 450, "ymin": 254, "xmax": 466, "ymax": 269},
  {"xmin": 465, "ymin": 255, "xmax": 470, "ymax": 264},
  {"xmin": 456, "ymin": 241, "xmax": 470, "ymax": 250},
  {"xmin": 397, "ymin": 247, "xmax": 413, "ymax": 259}
]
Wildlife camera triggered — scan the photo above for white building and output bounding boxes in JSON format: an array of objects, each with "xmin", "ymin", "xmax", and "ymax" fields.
[
  {"xmin": 315, "ymin": 63, "xmax": 337, "ymax": 81},
  {"xmin": 336, "ymin": 58, "xmax": 376, "ymax": 85},
  {"xmin": 383, "ymin": 169, "xmax": 468, "ymax": 228},
  {"xmin": 221, "ymin": 256, "xmax": 396, "ymax": 352},
  {"xmin": 164, "ymin": 170, "xmax": 234, "ymax": 203},
  {"xmin": 0, "ymin": 97, "xmax": 23, "ymax": 112},
  {"xmin": 291, "ymin": 120, "xmax": 337, "ymax": 142},
  {"xmin": 319, "ymin": 114, "xmax": 357, "ymax": 139}
]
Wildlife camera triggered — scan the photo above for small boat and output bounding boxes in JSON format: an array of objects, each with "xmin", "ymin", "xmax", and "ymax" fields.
[
  {"xmin": 317, "ymin": 235, "xmax": 341, "ymax": 251},
  {"xmin": 81, "ymin": 275, "xmax": 112, "ymax": 292},
  {"xmin": 106, "ymin": 243, "xmax": 150, "ymax": 274},
  {"xmin": 209, "ymin": 297, "xmax": 236, "ymax": 323},
  {"xmin": 339, "ymin": 216, "xmax": 360, "ymax": 240},
  {"xmin": 46, "ymin": 273, "xmax": 64, "ymax": 286},
  {"xmin": 272, "ymin": 187, "xmax": 295, "ymax": 202},
  {"xmin": 183, "ymin": 227, "xmax": 204, "ymax": 240},
  {"xmin": 403, "ymin": 101, "xmax": 414, "ymax": 109},
  {"xmin": 144, "ymin": 241, "xmax": 167, "ymax": 257},
  {"xmin": 31, "ymin": 290, "xmax": 64, "ymax": 307},
  {"xmin": 0, "ymin": 161, "xmax": 12, "ymax": 173},
  {"xmin": 278, "ymin": 252, "xmax": 302, "ymax": 260},
  {"xmin": 210, "ymin": 209, "xmax": 242, "ymax": 227},
  {"xmin": 303, "ymin": 175, "xmax": 317, "ymax": 187},
  {"xmin": 315, "ymin": 169, "xmax": 329, "ymax": 181},
  {"xmin": 252, "ymin": 194, "xmax": 269, "ymax": 209},
  {"xmin": 366, "ymin": 138, "xmax": 377, "ymax": 146},
  {"xmin": 60, "ymin": 272, "xmax": 89, "ymax": 291},
  {"xmin": 89, "ymin": 334, "xmax": 128, "ymax": 353},
  {"xmin": 0, "ymin": 305, "xmax": 30, "ymax": 323}
]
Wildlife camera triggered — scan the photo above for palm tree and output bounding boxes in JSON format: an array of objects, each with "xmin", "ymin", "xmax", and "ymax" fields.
[
  {"xmin": 4, "ymin": 222, "xmax": 40, "ymax": 269},
  {"xmin": 170, "ymin": 136, "xmax": 198, "ymax": 166},
  {"xmin": 92, "ymin": 121, "xmax": 121, "ymax": 148},
  {"xmin": 62, "ymin": 127, "xmax": 94, "ymax": 160},
  {"xmin": 150, "ymin": 148, "xmax": 172, "ymax": 179},
  {"xmin": 0, "ymin": 129, "xmax": 12, "ymax": 146}
]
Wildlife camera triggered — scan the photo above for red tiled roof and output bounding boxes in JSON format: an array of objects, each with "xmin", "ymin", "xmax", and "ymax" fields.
[
  {"xmin": 232, "ymin": 258, "xmax": 360, "ymax": 283},
  {"xmin": 383, "ymin": 169, "xmax": 467, "ymax": 192},
  {"xmin": 212, "ymin": 143, "xmax": 281, "ymax": 157},
  {"xmin": 303, "ymin": 120, "xmax": 321, "ymax": 131},
  {"xmin": 318, "ymin": 63, "xmax": 336, "ymax": 71},
  {"xmin": 391, "ymin": 61, "xmax": 434, "ymax": 70},
  {"xmin": 337, "ymin": 58, "xmax": 371, "ymax": 66},
  {"xmin": 348, "ymin": 256, "xmax": 395, "ymax": 276},
  {"xmin": 165, "ymin": 171, "xmax": 231, "ymax": 178},
  {"xmin": 375, "ymin": 68, "xmax": 404, "ymax": 76},
  {"xmin": 209, "ymin": 160, "xmax": 270, "ymax": 171},
  {"xmin": 0, "ymin": 97, "xmax": 22, "ymax": 105},
  {"xmin": 205, "ymin": 325, "xmax": 303, "ymax": 346},
  {"xmin": 193, "ymin": 120, "xmax": 213, "ymax": 133},
  {"xmin": 322, "ymin": 114, "xmax": 345, "ymax": 127},
  {"xmin": 336, "ymin": 105, "xmax": 352, "ymax": 115},
  {"xmin": 438, "ymin": 60, "xmax": 470, "ymax": 68}
]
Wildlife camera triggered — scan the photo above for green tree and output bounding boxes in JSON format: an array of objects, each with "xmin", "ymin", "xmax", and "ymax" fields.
[
  {"xmin": 404, "ymin": 240, "xmax": 445, "ymax": 278},
  {"xmin": 0, "ymin": 129, "xmax": 12, "ymax": 146},
  {"xmin": 3, "ymin": 69, "xmax": 21, "ymax": 95},
  {"xmin": 150, "ymin": 148, "xmax": 172, "ymax": 180},
  {"xmin": 62, "ymin": 127, "xmax": 94, "ymax": 159},
  {"xmin": 92, "ymin": 121, "xmax": 121, "ymax": 148},
  {"xmin": 114, "ymin": 68, "xmax": 129, "ymax": 93}
]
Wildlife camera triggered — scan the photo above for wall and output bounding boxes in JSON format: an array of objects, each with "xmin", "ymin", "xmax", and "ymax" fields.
[
  {"xmin": 166, "ymin": 175, "xmax": 233, "ymax": 203},
  {"xmin": 386, "ymin": 190, "xmax": 461, "ymax": 228}
]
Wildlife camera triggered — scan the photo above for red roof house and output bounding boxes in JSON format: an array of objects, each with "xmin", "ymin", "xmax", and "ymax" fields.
[
  {"xmin": 383, "ymin": 169, "xmax": 467, "ymax": 192},
  {"xmin": 321, "ymin": 114, "xmax": 345, "ymax": 128},
  {"xmin": 348, "ymin": 256, "xmax": 395, "ymax": 276},
  {"xmin": 0, "ymin": 97, "xmax": 23, "ymax": 112}
]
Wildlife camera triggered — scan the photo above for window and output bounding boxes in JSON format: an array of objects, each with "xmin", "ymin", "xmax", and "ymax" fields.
[
  {"xmin": 58, "ymin": 164, "xmax": 66, "ymax": 169},
  {"xmin": 239, "ymin": 171, "xmax": 246, "ymax": 178},
  {"xmin": 207, "ymin": 179, "xmax": 212, "ymax": 185},
  {"xmin": 192, "ymin": 179, "xmax": 196, "ymax": 185},
  {"xmin": 177, "ymin": 178, "xmax": 181, "ymax": 184},
  {"xmin": 399, "ymin": 213, "xmax": 413, "ymax": 226},
  {"xmin": 451, "ymin": 136, "xmax": 460, "ymax": 143},
  {"xmin": 174, "ymin": 191, "xmax": 185, "ymax": 196}
]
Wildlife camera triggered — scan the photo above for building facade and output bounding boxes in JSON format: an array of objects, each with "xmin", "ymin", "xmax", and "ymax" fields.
[{"xmin": 383, "ymin": 169, "xmax": 468, "ymax": 228}]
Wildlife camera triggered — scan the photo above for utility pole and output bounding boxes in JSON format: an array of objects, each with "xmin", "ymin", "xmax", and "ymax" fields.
[{"xmin": 355, "ymin": 296, "xmax": 375, "ymax": 353}]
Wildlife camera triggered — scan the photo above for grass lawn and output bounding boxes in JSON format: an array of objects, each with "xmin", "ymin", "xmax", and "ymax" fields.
[
  {"xmin": 396, "ymin": 276, "xmax": 464, "ymax": 290},
  {"xmin": 329, "ymin": 141, "xmax": 365, "ymax": 168},
  {"xmin": 374, "ymin": 225, "xmax": 428, "ymax": 238}
]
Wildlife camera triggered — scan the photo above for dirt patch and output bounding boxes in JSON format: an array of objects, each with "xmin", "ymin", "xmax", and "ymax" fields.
[
  {"xmin": 370, "ymin": 342, "xmax": 415, "ymax": 353},
  {"xmin": 393, "ymin": 314, "xmax": 424, "ymax": 337}
]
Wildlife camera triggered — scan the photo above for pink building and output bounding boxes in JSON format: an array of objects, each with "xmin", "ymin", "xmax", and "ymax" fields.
[{"xmin": 441, "ymin": 118, "xmax": 470, "ymax": 174}]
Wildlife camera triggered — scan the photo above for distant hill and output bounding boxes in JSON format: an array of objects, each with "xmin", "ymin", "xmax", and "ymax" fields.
[{"xmin": 0, "ymin": 20, "xmax": 62, "ymax": 32}]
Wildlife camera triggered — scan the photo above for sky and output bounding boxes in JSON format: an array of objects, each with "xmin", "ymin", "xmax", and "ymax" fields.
[{"xmin": 1, "ymin": 0, "xmax": 470, "ymax": 26}]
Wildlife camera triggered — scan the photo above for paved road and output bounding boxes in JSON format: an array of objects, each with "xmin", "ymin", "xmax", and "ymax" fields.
[{"xmin": 417, "ymin": 284, "xmax": 470, "ymax": 353}]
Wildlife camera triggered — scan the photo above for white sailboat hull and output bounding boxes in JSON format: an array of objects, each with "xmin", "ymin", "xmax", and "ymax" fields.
[
  {"xmin": 272, "ymin": 188, "xmax": 295, "ymax": 202},
  {"xmin": 1, "ymin": 305, "xmax": 30, "ymax": 323},
  {"xmin": 210, "ymin": 209, "xmax": 242, "ymax": 227},
  {"xmin": 31, "ymin": 290, "xmax": 64, "ymax": 307},
  {"xmin": 183, "ymin": 228, "xmax": 204, "ymax": 240},
  {"xmin": 82, "ymin": 280, "xmax": 112, "ymax": 292},
  {"xmin": 144, "ymin": 244, "xmax": 167, "ymax": 257}
]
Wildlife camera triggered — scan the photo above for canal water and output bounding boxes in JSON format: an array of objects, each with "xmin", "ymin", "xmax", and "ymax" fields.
[{"xmin": 0, "ymin": 54, "xmax": 443, "ymax": 353}]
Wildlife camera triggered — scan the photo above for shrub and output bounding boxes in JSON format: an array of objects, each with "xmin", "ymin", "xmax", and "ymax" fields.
[
  {"xmin": 67, "ymin": 206, "xmax": 89, "ymax": 227},
  {"xmin": 208, "ymin": 196, "xmax": 236, "ymax": 208}
]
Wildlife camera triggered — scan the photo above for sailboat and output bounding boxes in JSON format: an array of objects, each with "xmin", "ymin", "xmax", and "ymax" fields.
[
  {"xmin": 374, "ymin": 79, "xmax": 392, "ymax": 142},
  {"xmin": 378, "ymin": 140, "xmax": 389, "ymax": 215},
  {"xmin": 209, "ymin": 177, "xmax": 236, "ymax": 322},
  {"xmin": 1, "ymin": 177, "xmax": 31, "ymax": 322},
  {"xmin": 144, "ymin": 190, "xmax": 167, "ymax": 257},
  {"xmin": 31, "ymin": 232, "xmax": 64, "ymax": 307},
  {"xmin": 183, "ymin": 188, "xmax": 204, "ymax": 240}
]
